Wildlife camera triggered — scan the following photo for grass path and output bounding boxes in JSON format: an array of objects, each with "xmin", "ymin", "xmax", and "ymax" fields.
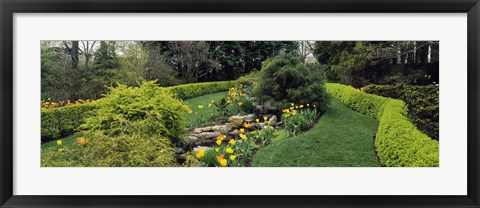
[{"xmin": 252, "ymin": 98, "xmax": 380, "ymax": 167}]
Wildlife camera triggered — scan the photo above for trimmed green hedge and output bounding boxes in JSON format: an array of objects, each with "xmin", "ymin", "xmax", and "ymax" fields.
[
  {"xmin": 325, "ymin": 83, "xmax": 439, "ymax": 167},
  {"xmin": 41, "ymin": 80, "xmax": 238, "ymax": 140},
  {"xmin": 166, "ymin": 81, "xmax": 237, "ymax": 100},
  {"xmin": 41, "ymin": 103, "xmax": 98, "ymax": 141},
  {"xmin": 364, "ymin": 84, "xmax": 439, "ymax": 140}
]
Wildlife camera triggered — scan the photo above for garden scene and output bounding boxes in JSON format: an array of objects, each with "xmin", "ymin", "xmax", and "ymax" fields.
[{"xmin": 41, "ymin": 41, "xmax": 439, "ymax": 167}]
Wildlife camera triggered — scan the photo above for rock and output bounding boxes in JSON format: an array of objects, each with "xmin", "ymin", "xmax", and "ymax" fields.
[
  {"xmin": 265, "ymin": 104, "xmax": 278, "ymax": 112},
  {"xmin": 227, "ymin": 131, "xmax": 241, "ymax": 137},
  {"xmin": 186, "ymin": 136, "xmax": 199, "ymax": 143},
  {"xmin": 268, "ymin": 115, "xmax": 277, "ymax": 126},
  {"xmin": 228, "ymin": 115, "xmax": 245, "ymax": 124},
  {"xmin": 256, "ymin": 105, "xmax": 264, "ymax": 112},
  {"xmin": 244, "ymin": 114, "xmax": 255, "ymax": 122},
  {"xmin": 193, "ymin": 146, "xmax": 212, "ymax": 152},
  {"xmin": 211, "ymin": 125, "xmax": 227, "ymax": 132},
  {"xmin": 198, "ymin": 132, "xmax": 221, "ymax": 139},
  {"xmin": 226, "ymin": 115, "xmax": 245, "ymax": 130},
  {"xmin": 176, "ymin": 147, "xmax": 185, "ymax": 154},
  {"xmin": 201, "ymin": 126, "xmax": 212, "ymax": 132},
  {"xmin": 193, "ymin": 128, "xmax": 203, "ymax": 134}
]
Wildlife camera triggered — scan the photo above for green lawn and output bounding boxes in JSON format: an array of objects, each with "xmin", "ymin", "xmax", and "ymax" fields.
[
  {"xmin": 252, "ymin": 98, "xmax": 380, "ymax": 167},
  {"xmin": 42, "ymin": 132, "xmax": 86, "ymax": 151},
  {"xmin": 41, "ymin": 132, "xmax": 88, "ymax": 167},
  {"xmin": 183, "ymin": 91, "xmax": 226, "ymax": 128}
]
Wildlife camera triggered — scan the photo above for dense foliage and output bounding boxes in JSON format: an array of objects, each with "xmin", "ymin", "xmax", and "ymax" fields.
[
  {"xmin": 41, "ymin": 103, "xmax": 97, "ymax": 142},
  {"xmin": 75, "ymin": 81, "xmax": 187, "ymax": 166},
  {"xmin": 82, "ymin": 81, "xmax": 187, "ymax": 142},
  {"xmin": 167, "ymin": 81, "xmax": 236, "ymax": 100},
  {"xmin": 326, "ymin": 83, "xmax": 439, "ymax": 167},
  {"xmin": 314, "ymin": 41, "xmax": 439, "ymax": 87},
  {"xmin": 253, "ymin": 54, "xmax": 330, "ymax": 112},
  {"xmin": 363, "ymin": 84, "xmax": 439, "ymax": 140}
]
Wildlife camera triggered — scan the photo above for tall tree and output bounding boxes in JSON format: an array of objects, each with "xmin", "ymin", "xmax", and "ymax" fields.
[
  {"xmin": 63, "ymin": 41, "xmax": 79, "ymax": 69},
  {"xmin": 79, "ymin": 41, "xmax": 97, "ymax": 68}
]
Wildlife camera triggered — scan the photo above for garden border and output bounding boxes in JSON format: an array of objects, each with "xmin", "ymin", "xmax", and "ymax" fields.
[
  {"xmin": 326, "ymin": 83, "xmax": 439, "ymax": 167},
  {"xmin": 1, "ymin": 0, "xmax": 479, "ymax": 207}
]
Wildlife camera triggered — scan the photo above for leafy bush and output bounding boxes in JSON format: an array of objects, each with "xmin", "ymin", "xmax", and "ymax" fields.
[
  {"xmin": 83, "ymin": 81, "xmax": 188, "ymax": 142},
  {"xmin": 325, "ymin": 83, "xmax": 439, "ymax": 167},
  {"xmin": 363, "ymin": 84, "xmax": 439, "ymax": 140},
  {"xmin": 42, "ymin": 132, "xmax": 176, "ymax": 167},
  {"xmin": 167, "ymin": 81, "xmax": 237, "ymax": 100},
  {"xmin": 253, "ymin": 53, "xmax": 330, "ymax": 113},
  {"xmin": 237, "ymin": 70, "xmax": 260, "ymax": 85},
  {"xmin": 41, "ymin": 103, "xmax": 97, "ymax": 142},
  {"xmin": 77, "ymin": 81, "xmax": 188, "ymax": 167},
  {"xmin": 80, "ymin": 133, "xmax": 176, "ymax": 167}
]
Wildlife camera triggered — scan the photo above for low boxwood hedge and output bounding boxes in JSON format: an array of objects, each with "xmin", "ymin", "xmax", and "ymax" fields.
[
  {"xmin": 325, "ymin": 83, "xmax": 439, "ymax": 167},
  {"xmin": 166, "ymin": 80, "xmax": 237, "ymax": 100},
  {"xmin": 363, "ymin": 84, "xmax": 439, "ymax": 140},
  {"xmin": 41, "ymin": 103, "xmax": 98, "ymax": 142}
]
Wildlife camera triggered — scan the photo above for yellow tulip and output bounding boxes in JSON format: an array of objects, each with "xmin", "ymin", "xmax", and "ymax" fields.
[
  {"xmin": 216, "ymin": 139, "xmax": 222, "ymax": 145},
  {"xmin": 226, "ymin": 147, "xmax": 234, "ymax": 154},
  {"xmin": 230, "ymin": 155, "xmax": 236, "ymax": 161},
  {"xmin": 240, "ymin": 128, "xmax": 244, "ymax": 133},
  {"xmin": 229, "ymin": 139, "xmax": 236, "ymax": 145},
  {"xmin": 76, "ymin": 137, "xmax": 89, "ymax": 144},
  {"xmin": 239, "ymin": 133, "xmax": 247, "ymax": 140},
  {"xmin": 219, "ymin": 159, "xmax": 228, "ymax": 167},
  {"xmin": 196, "ymin": 150, "xmax": 205, "ymax": 159},
  {"xmin": 256, "ymin": 119, "xmax": 260, "ymax": 123},
  {"xmin": 217, "ymin": 134, "xmax": 226, "ymax": 140},
  {"xmin": 56, "ymin": 140, "xmax": 62, "ymax": 146}
]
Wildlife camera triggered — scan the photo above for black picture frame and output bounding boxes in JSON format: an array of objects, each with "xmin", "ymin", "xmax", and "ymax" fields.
[{"xmin": 1, "ymin": 0, "xmax": 479, "ymax": 207}]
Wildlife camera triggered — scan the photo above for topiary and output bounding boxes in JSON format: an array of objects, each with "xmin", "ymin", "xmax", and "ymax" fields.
[{"xmin": 253, "ymin": 53, "xmax": 330, "ymax": 113}]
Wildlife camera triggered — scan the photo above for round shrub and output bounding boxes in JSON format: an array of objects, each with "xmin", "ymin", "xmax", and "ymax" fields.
[
  {"xmin": 83, "ymin": 81, "xmax": 188, "ymax": 140},
  {"xmin": 253, "ymin": 53, "xmax": 329, "ymax": 113},
  {"xmin": 79, "ymin": 81, "xmax": 188, "ymax": 166}
]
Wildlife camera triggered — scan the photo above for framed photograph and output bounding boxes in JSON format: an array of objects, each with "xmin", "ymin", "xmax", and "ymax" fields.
[{"xmin": 1, "ymin": 0, "xmax": 479, "ymax": 207}]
